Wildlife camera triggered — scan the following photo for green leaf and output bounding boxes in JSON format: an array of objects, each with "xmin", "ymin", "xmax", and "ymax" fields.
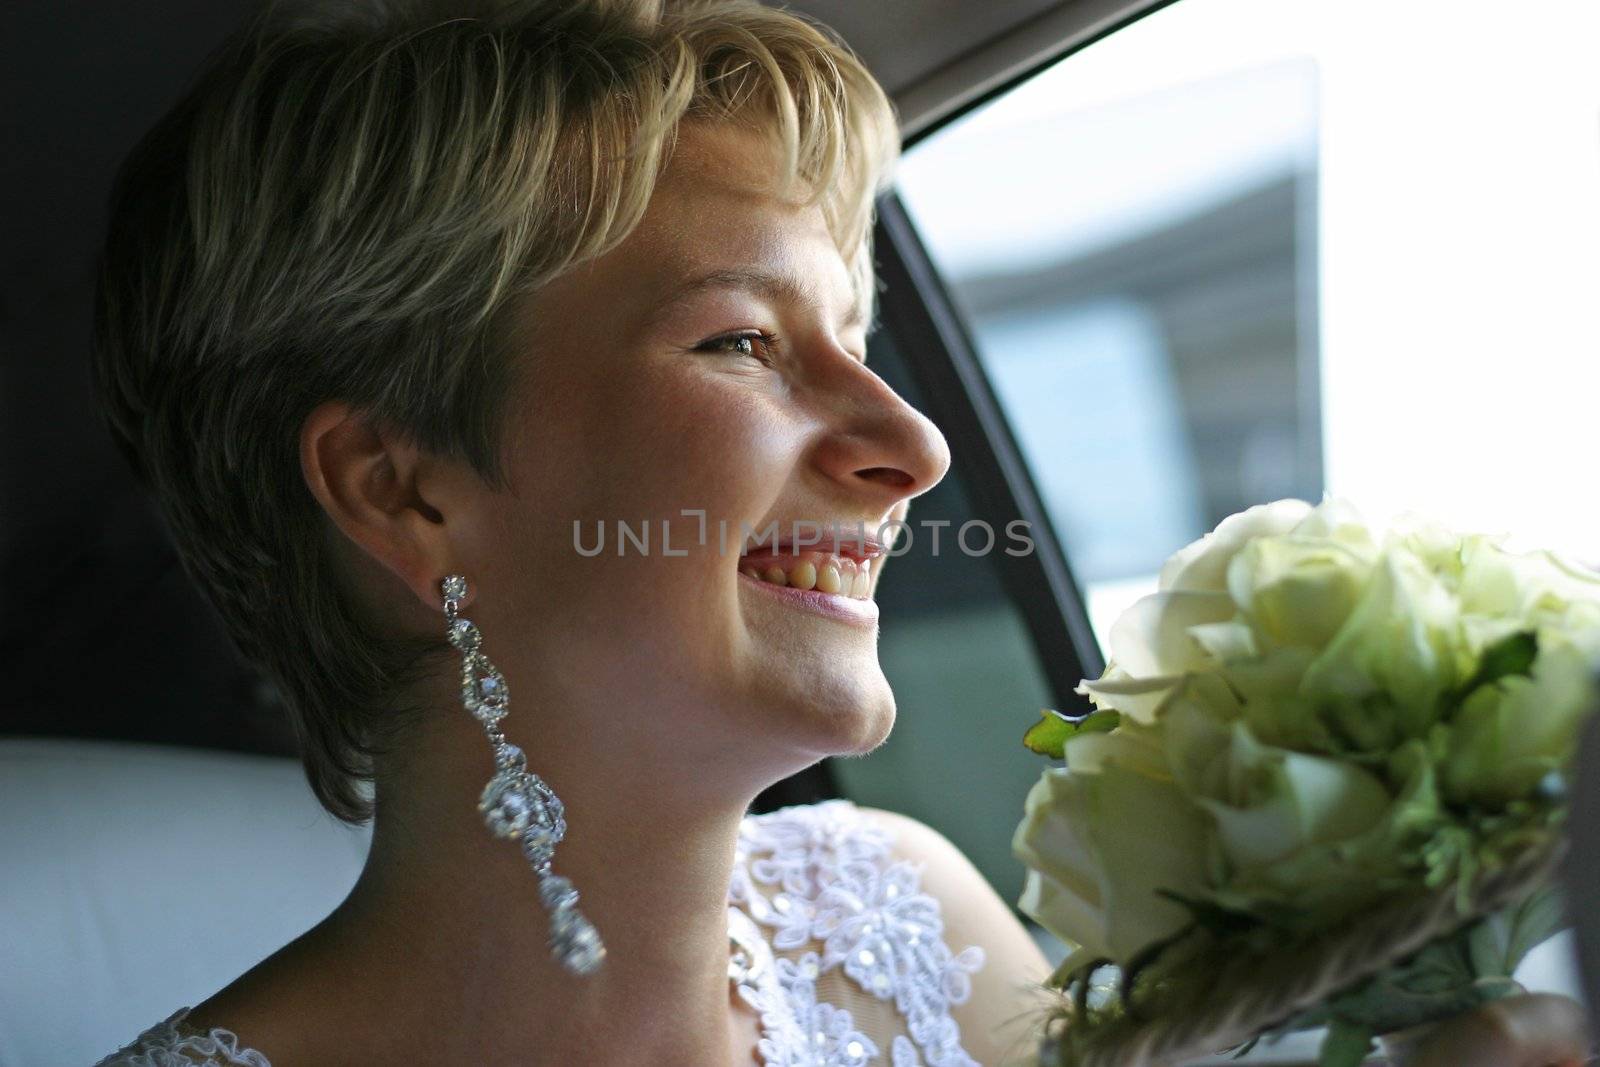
[
  {"xmin": 1503, "ymin": 885, "xmax": 1566, "ymax": 971},
  {"xmin": 1023, "ymin": 708, "xmax": 1120, "ymax": 758},
  {"xmin": 1230, "ymin": 1036, "xmax": 1261, "ymax": 1059},
  {"xmin": 1318, "ymin": 1020, "xmax": 1374, "ymax": 1067},
  {"xmin": 1049, "ymin": 953, "xmax": 1110, "ymax": 996},
  {"xmin": 1466, "ymin": 916, "xmax": 1512, "ymax": 979},
  {"xmin": 1022, "ymin": 711, "xmax": 1073, "ymax": 758},
  {"xmin": 1461, "ymin": 631, "xmax": 1539, "ymax": 695},
  {"xmin": 1047, "ymin": 954, "xmax": 1081, "ymax": 993},
  {"xmin": 1293, "ymin": 922, "xmax": 1524, "ymax": 1039}
]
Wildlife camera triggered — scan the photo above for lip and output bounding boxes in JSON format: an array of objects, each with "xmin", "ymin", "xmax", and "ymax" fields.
[{"xmin": 737, "ymin": 568, "xmax": 880, "ymax": 626}]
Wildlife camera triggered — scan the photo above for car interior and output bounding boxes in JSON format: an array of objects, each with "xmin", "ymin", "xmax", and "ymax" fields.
[{"xmin": 4, "ymin": 0, "xmax": 1596, "ymax": 1063}]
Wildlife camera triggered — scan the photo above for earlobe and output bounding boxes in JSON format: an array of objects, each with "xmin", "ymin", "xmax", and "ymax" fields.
[{"xmin": 299, "ymin": 400, "xmax": 461, "ymax": 612}]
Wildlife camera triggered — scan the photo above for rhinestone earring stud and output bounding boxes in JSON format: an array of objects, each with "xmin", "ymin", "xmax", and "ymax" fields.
[{"xmin": 441, "ymin": 574, "xmax": 606, "ymax": 975}]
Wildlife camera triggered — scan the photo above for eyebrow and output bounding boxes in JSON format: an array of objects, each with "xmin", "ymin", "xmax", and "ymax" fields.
[{"xmin": 643, "ymin": 266, "xmax": 868, "ymax": 335}]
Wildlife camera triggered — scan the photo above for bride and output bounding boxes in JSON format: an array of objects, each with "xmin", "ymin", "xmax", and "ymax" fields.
[{"xmin": 89, "ymin": 0, "xmax": 1588, "ymax": 1064}]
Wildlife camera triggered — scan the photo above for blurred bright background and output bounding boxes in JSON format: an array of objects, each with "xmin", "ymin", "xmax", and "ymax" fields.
[{"xmin": 897, "ymin": 0, "xmax": 1600, "ymax": 651}]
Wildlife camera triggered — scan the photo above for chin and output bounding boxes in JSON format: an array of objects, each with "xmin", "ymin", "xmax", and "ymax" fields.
[
  {"xmin": 776, "ymin": 670, "xmax": 898, "ymax": 758},
  {"xmin": 839, "ymin": 699, "xmax": 896, "ymax": 757}
]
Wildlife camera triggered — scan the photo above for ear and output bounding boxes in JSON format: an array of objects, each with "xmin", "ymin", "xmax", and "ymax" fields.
[{"xmin": 299, "ymin": 400, "xmax": 471, "ymax": 613}]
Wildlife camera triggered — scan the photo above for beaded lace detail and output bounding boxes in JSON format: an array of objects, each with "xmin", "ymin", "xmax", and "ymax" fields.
[
  {"xmin": 729, "ymin": 800, "xmax": 986, "ymax": 1067},
  {"xmin": 95, "ymin": 800, "xmax": 984, "ymax": 1067}
]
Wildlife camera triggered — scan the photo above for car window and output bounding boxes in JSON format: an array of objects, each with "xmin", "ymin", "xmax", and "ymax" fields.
[{"xmin": 896, "ymin": 0, "xmax": 1600, "ymax": 654}]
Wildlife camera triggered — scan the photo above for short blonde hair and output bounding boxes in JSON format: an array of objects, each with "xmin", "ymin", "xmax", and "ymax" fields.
[{"xmin": 91, "ymin": 0, "xmax": 900, "ymax": 822}]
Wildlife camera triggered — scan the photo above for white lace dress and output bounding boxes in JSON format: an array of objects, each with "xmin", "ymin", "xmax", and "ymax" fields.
[{"xmin": 94, "ymin": 799, "xmax": 988, "ymax": 1066}]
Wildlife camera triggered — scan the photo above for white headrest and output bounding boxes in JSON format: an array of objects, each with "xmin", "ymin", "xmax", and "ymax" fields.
[{"xmin": 0, "ymin": 738, "xmax": 370, "ymax": 1066}]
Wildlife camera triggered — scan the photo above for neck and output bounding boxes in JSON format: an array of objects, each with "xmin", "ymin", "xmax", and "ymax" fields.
[
  {"xmin": 222, "ymin": 685, "xmax": 799, "ymax": 1065},
  {"xmin": 345, "ymin": 773, "xmax": 751, "ymax": 1062}
]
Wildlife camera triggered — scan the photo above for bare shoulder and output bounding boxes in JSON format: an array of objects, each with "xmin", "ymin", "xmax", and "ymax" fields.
[{"xmin": 852, "ymin": 805, "xmax": 1056, "ymax": 1067}]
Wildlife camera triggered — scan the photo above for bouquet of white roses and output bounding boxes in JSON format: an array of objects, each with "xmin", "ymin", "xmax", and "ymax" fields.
[{"xmin": 1014, "ymin": 498, "xmax": 1600, "ymax": 1067}]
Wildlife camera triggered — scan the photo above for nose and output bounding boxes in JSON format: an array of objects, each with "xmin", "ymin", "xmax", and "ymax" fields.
[{"xmin": 806, "ymin": 351, "xmax": 952, "ymax": 512}]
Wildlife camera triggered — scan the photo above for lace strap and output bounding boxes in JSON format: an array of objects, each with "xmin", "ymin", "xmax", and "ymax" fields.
[
  {"xmin": 730, "ymin": 800, "xmax": 987, "ymax": 1067},
  {"xmin": 92, "ymin": 1008, "xmax": 273, "ymax": 1067}
]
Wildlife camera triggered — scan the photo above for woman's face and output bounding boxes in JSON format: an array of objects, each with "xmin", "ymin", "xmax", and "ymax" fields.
[{"xmin": 467, "ymin": 121, "xmax": 949, "ymax": 779}]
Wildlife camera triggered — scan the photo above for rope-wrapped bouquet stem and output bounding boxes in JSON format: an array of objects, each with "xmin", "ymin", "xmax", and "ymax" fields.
[{"xmin": 1012, "ymin": 498, "xmax": 1600, "ymax": 1067}]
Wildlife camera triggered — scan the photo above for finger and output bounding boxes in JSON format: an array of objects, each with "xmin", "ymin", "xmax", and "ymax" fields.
[{"xmin": 1410, "ymin": 993, "xmax": 1591, "ymax": 1067}]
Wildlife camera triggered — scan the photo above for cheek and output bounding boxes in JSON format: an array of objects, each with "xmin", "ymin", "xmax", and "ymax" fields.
[
  {"xmin": 497, "ymin": 361, "xmax": 797, "ymax": 603},
  {"xmin": 596, "ymin": 366, "xmax": 795, "ymax": 521}
]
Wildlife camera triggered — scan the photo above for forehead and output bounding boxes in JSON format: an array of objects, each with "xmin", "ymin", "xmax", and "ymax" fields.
[
  {"xmin": 615, "ymin": 123, "xmax": 861, "ymax": 324},
  {"xmin": 514, "ymin": 123, "xmax": 866, "ymax": 355}
]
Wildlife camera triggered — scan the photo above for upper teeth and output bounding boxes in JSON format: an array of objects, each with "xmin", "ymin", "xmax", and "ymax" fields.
[{"xmin": 739, "ymin": 555, "xmax": 873, "ymax": 600}]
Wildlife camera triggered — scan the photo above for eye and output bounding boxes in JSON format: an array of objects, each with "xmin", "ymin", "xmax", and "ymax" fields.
[{"xmin": 697, "ymin": 330, "xmax": 779, "ymax": 364}]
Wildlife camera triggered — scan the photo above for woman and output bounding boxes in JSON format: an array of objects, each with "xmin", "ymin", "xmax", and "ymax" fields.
[{"xmin": 89, "ymin": 0, "xmax": 1589, "ymax": 1064}]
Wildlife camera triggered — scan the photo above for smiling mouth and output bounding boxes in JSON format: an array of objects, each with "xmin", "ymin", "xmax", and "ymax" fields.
[{"xmin": 737, "ymin": 549, "xmax": 876, "ymax": 600}]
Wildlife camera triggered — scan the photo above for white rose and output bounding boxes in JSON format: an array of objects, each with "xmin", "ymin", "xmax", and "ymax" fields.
[
  {"xmin": 1300, "ymin": 545, "xmax": 1465, "ymax": 744},
  {"xmin": 1162, "ymin": 676, "xmax": 1436, "ymax": 923},
  {"xmin": 1442, "ymin": 612, "xmax": 1600, "ymax": 806},
  {"xmin": 1458, "ymin": 538, "xmax": 1600, "ymax": 635},
  {"xmin": 1077, "ymin": 591, "xmax": 1237, "ymax": 723},
  {"xmin": 1226, "ymin": 534, "xmax": 1375, "ymax": 652},
  {"xmin": 1080, "ymin": 498, "xmax": 1364, "ymax": 723},
  {"xmin": 1157, "ymin": 498, "xmax": 1316, "ymax": 594},
  {"xmin": 1013, "ymin": 728, "xmax": 1211, "ymax": 966}
]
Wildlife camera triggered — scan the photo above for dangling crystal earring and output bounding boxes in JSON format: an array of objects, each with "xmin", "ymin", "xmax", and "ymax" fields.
[{"xmin": 440, "ymin": 574, "xmax": 606, "ymax": 975}]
